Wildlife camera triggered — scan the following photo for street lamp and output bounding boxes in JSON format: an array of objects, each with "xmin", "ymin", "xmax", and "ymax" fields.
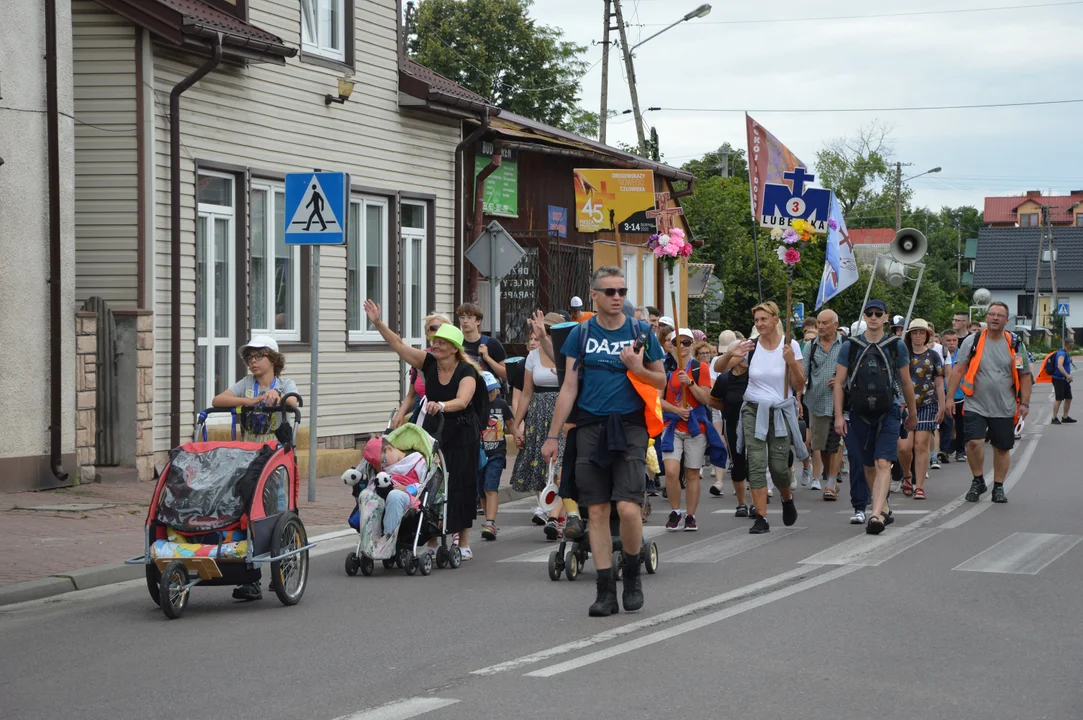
[
  {"xmin": 630, "ymin": 3, "xmax": 712, "ymax": 52},
  {"xmin": 895, "ymin": 164, "xmax": 941, "ymax": 230}
]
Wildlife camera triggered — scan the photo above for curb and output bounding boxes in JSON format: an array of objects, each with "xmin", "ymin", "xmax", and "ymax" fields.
[{"xmin": 0, "ymin": 488, "xmax": 534, "ymax": 608}]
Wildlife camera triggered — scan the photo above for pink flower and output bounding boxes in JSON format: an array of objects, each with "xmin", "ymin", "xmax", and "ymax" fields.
[
  {"xmin": 664, "ymin": 243, "xmax": 681, "ymax": 257},
  {"xmin": 782, "ymin": 228, "xmax": 799, "ymax": 245},
  {"xmin": 680, "ymin": 243, "xmax": 694, "ymax": 257},
  {"xmin": 669, "ymin": 228, "xmax": 686, "ymax": 242},
  {"xmin": 670, "ymin": 236, "xmax": 685, "ymax": 251},
  {"xmin": 783, "ymin": 248, "xmax": 801, "ymax": 265}
]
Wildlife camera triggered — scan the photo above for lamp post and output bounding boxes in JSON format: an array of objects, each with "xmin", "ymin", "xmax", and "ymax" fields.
[
  {"xmin": 602, "ymin": 2, "xmax": 711, "ymax": 149},
  {"xmin": 895, "ymin": 163, "xmax": 941, "ymax": 230}
]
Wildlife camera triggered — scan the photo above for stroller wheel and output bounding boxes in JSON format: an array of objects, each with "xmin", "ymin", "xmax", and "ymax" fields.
[
  {"xmin": 396, "ymin": 549, "xmax": 408, "ymax": 569},
  {"xmin": 359, "ymin": 556, "xmax": 375, "ymax": 577},
  {"xmin": 548, "ymin": 550, "xmax": 562, "ymax": 581},
  {"xmin": 643, "ymin": 542, "xmax": 659, "ymax": 574},
  {"xmin": 419, "ymin": 552, "xmax": 433, "ymax": 576},
  {"xmin": 612, "ymin": 551, "xmax": 623, "ymax": 581},
  {"xmin": 405, "ymin": 555, "xmax": 419, "ymax": 576},
  {"xmin": 159, "ymin": 560, "xmax": 189, "ymax": 620},
  {"xmin": 146, "ymin": 563, "xmax": 162, "ymax": 606},
  {"xmin": 382, "ymin": 558, "xmax": 396, "ymax": 570},
  {"xmin": 435, "ymin": 546, "xmax": 449, "ymax": 569},
  {"xmin": 565, "ymin": 549, "xmax": 580, "ymax": 581},
  {"xmin": 448, "ymin": 545, "xmax": 462, "ymax": 569},
  {"xmin": 344, "ymin": 552, "xmax": 360, "ymax": 576},
  {"xmin": 270, "ymin": 513, "xmax": 309, "ymax": 607}
]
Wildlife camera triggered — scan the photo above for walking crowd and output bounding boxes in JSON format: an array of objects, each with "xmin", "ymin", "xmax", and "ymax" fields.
[{"xmin": 349, "ymin": 267, "xmax": 1044, "ymax": 618}]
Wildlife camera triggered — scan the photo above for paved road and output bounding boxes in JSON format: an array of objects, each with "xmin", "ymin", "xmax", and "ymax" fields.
[{"xmin": 2, "ymin": 395, "xmax": 1080, "ymax": 720}]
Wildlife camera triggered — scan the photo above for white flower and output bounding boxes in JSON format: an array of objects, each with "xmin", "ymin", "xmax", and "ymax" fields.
[
  {"xmin": 776, "ymin": 246, "xmax": 788, "ymax": 262},
  {"xmin": 770, "ymin": 228, "xmax": 783, "ymax": 241}
]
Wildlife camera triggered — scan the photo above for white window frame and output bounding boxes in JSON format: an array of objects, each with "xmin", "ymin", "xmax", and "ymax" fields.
[
  {"xmin": 195, "ymin": 171, "xmax": 236, "ymax": 422},
  {"xmin": 300, "ymin": 0, "xmax": 346, "ymax": 62},
  {"xmin": 641, "ymin": 253, "xmax": 656, "ymax": 308},
  {"xmin": 250, "ymin": 183, "xmax": 302, "ymax": 343},
  {"xmin": 401, "ymin": 201, "xmax": 428, "ymax": 347},
  {"xmin": 623, "ymin": 252, "xmax": 638, "ymax": 307},
  {"xmin": 348, "ymin": 195, "xmax": 390, "ymax": 343}
]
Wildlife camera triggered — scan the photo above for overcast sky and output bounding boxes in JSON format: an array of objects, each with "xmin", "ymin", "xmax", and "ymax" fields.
[{"xmin": 529, "ymin": 0, "xmax": 1083, "ymax": 220}]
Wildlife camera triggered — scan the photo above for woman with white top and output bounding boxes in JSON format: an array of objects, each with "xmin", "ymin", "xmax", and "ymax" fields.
[
  {"xmin": 719, "ymin": 301, "xmax": 807, "ymax": 534},
  {"xmin": 511, "ymin": 312, "xmax": 567, "ymax": 537}
]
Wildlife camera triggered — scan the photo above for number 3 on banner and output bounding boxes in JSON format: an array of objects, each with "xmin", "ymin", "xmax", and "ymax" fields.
[
  {"xmin": 789, "ymin": 198, "xmax": 806, "ymax": 216},
  {"xmin": 581, "ymin": 197, "xmax": 604, "ymax": 224}
]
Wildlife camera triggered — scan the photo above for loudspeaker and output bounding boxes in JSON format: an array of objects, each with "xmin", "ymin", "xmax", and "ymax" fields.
[
  {"xmin": 973, "ymin": 288, "xmax": 991, "ymax": 306},
  {"xmin": 876, "ymin": 259, "xmax": 908, "ymax": 288},
  {"xmin": 889, "ymin": 228, "xmax": 928, "ymax": 265}
]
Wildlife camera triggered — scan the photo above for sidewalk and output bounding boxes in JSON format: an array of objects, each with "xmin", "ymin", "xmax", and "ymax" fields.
[{"xmin": 0, "ymin": 463, "xmax": 528, "ymax": 605}]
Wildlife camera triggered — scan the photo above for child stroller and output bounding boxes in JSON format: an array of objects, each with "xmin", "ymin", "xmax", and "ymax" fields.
[
  {"xmin": 342, "ymin": 419, "xmax": 458, "ymax": 577},
  {"xmin": 547, "ymin": 505, "xmax": 659, "ymax": 582},
  {"xmin": 126, "ymin": 394, "xmax": 314, "ymax": 619}
]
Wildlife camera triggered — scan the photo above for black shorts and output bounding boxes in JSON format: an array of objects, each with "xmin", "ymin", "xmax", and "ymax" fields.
[
  {"xmin": 575, "ymin": 422, "xmax": 648, "ymax": 506},
  {"xmin": 964, "ymin": 412, "xmax": 1015, "ymax": 451},
  {"xmin": 1053, "ymin": 378, "xmax": 1073, "ymax": 401}
]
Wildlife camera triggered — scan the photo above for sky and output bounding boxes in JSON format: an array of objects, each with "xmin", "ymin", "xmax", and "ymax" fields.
[{"xmin": 528, "ymin": 0, "xmax": 1083, "ymax": 220}]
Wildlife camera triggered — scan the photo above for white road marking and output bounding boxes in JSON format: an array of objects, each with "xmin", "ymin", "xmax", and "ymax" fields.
[
  {"xmin": 939, "ymin": 434, "xmax": 1038, "ymax": 530},
  {"xmin": 800, "ymin": 528, "xmax": 942, "ymax": 566},
  {"xmin": 953, "ymin": 533, "xmax": 1082, "ymax": 575},
  {"xmin": 496, "ymin": 526, "xmax": 667, "ymax": 563},
  {"xmin": 524, "ymin": 565, "xmax": 859, "ymax": 677},
  {"xmin": 470, "ymin": 565, "xmax": 820, "ymax": 676},
  {"xmin": 333, "ymin": 697, "xmax": 459, "ymax": 720},
  {"xmin": 667, "ymin": 527, "xmax": 806, "ymax": 564}
]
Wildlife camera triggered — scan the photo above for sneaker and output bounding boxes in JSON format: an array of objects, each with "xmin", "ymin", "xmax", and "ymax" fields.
[
  {"xmin": 991, "ymin": 483, "xmax": 1008, "ymax": 503},
  {"xmin": 459, "ymin": 547, "xmax": 473, "ymax": 561},
  {"xmin": 1051, "ymin": 417, "xmax": 1062, "ymax": 425},
  {"xmin": 965, "ymin": 477, "xmax": 988, "ymax": 503},
  {"xmin": 810, "ymin": 478, "xmax": 822, "ymax": 491},
  {"xmin": 767, "ymin": 486, "xmax": 774, "ymax": 498},
  {"xmin": 563, "ymin": 514, "xmax": 585, "ymax": 541},
  {"xmin": 850, "ymin": 510, "xmax": 866, "ymax": 525},
  {"xmin": 735, "ymin": 504, "xmax": 749, "ymax": 518},
  {"xmin": 841, "ymin": 458, "xmax": 849, "ymax": 476},
  {"xmin": 955, "ymin": 452, "xmax": 967, "ymax": 463},
  {"xmin": 931, "ymin": 457, "xmax": 942, "ymax": 470},
  {"xmin": 665, "ymin": 510, "xmax": 682, "ymax": 531},
  {"xmin": 709, "ymin": 481, "xmax": 724, "ymax": 497},
  {"xmin": 800, "ymin": 466, "xmax": 812, "ymax": 486},
  {"xmin": 481, "ymin": 522, "xmax": 498, "ymax": 541},
  {"xmin": 232, "ymin": 582, "xmax": 262, "ymax": 602},
  {"xmin": 1064, "ymin": 416, "xmax": 1078, "ymax": 424},
  {"xmin": 782, "ymin": 498, "xmax": 798, "ymax": 527},
  {"xmin": 683, "ymin": 514, "xmax": 699, "ymax": 532},
  {"xmin": 938, "ymin": 451, "xmax": 950, "ymax": 464},
  {"xmin": 889, "ymin": 479, "xmax": 902, "ymax": 494},
  {"xmin": 544, "ymin": 517, "xmax": 561, "ymax": 540},
  {"xmin": 749, "ymin": 516, "xmax": 770, "ymax": 534},
  {"xmin": 532, "ymin": 508, "xmax": 547, "ymax": 525}
]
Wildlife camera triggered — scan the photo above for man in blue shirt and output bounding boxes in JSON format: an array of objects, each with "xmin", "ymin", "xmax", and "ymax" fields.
[
  {"xmin": 543, "ymin": 266, "xmax": 665, "ymax": 617},
  {"xmin": 1051, "ymin": 336, "xmax": 1075, "ymax": 424}
]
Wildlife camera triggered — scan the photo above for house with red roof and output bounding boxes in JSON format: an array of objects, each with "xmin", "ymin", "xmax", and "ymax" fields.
[{"xmin": 984, "ymin": 190, "xmax": 1083, "ymax": 227}]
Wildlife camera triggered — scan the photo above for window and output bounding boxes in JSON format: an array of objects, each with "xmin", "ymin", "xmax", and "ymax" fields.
[
  {"xmin": 641, "ymin": 253, "xmax": 655, "ymax": 308},
  {"xmin": 623, "ymin": 252, "xmax": 638, "ymax": 307},
  {"xmin": 250, "ymin": 185, "xmax": 301, "ymax": 342},
  {"xmin": 1017, "ymin": 295, "xmax": 1034, "ymax": 319},
  {"xmin": 401, "ymin": 202, "xmax": 428, "ymax": 346},
  {"xmin": 301, "ymin": 0, "xmax": 346, "ymax": 62},
  {"xmin": 195, "ymin": 172, "xmax": 236, "ymax": 416},
  {"xmin": 347, "ymin": 197, "xmax": 388, "ymax": 341},
  {"xmin": 1076, "ymin": 214, "xmax": 1083, "ymax": 227},
  {"xmin": 1020, "ymin": 213, "xmax": 1039, "ymax": 227}
]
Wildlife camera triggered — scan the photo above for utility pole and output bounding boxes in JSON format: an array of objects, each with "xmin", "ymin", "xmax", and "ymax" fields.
[
  {"xmin": 894, "ymin": 161, "xmax": 902, "ymax": 231},
  {"xmin": 1031, "ymin": 209, "xmax": 1046, "ymax": 335},
  {"xmin": 1047, "ymin": 206, "xmax": 1059, "ymax": 335},
  {"xmin": 955, "ymin": 218, "xmax": 962, "ymax": 285},
  {"xmin": 599, "ymin": 0, "xmax": 612, "ymax": 144},
  {"xmin": 612, "ymin": 0, "xmax": 647, "ymax": 151}
]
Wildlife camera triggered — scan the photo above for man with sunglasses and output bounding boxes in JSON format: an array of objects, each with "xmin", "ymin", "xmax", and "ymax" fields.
[
  {"xmin": 457, "ymin": 302, "xmax": 508, "ymax": 381},
  {"xmin": 833, "ymin": 300, "xmax": 918, "ymax": 533},
  {"xmin": 542, "ymin": 266, "xmax": 665, "ymax": 617}
]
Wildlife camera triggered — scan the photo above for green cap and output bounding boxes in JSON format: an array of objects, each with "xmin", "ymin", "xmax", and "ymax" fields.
[{"xmin": 433, "ymin": 323, "xmax": 464, "ymax": 351}]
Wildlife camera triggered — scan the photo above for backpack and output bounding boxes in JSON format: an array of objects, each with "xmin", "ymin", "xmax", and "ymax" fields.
[
  {"xmin": 845, "ymin": 335, "xmax": 901, "ymax": 421},
  {"xmin": 468, "ymin": 364, "xmax": 491, "ymax": 433},
  {"xmin": 1043, "ymin": 350, "xmax": 1060, "ymax": 377},
  {"xmin": 576, "ymin": 316, "xmax": 663, "ymax": 434}
]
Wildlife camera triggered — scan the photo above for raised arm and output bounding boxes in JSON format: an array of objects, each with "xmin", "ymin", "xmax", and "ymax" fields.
[{"xmin": 364, "ymin": 299, "xmax": 428, "ymax": 369}]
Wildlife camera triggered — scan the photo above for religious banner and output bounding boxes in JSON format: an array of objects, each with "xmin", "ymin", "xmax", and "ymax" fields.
[
  {"xmin": 573, "ymin": 168, "xmax": 656, "ymax": 233},
  {"xmin": 816, "ymin": 192, "xmax": 859, "ymax": 309},
  {"xmin": 745, "ymin": 113, "xmax": 830, "ymax": 234}
]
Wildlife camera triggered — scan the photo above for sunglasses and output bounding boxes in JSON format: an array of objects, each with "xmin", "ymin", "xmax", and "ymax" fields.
[
  {"xmin": 598, "ymin": 287, "xmax": 628, "ymax": 297},
  {"xmin": 680, "ymin": 340, "xmax": 694, "ymax": 347},
  {"xmin": 427, "ymin": 324, "xmax": 441, "ymax": 333},
  {"xmin": 863, "ymin": 310, "xmax": 885, "ymax": 318}
]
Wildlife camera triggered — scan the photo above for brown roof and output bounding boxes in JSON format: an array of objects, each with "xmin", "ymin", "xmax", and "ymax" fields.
[
  {"xmin": 849, "ymin": 228, "xmax": 895, "ymax": 245},
  {"xmin": 401, "ymin": 58, "xmax": 488, "ymax": 105},
  {"xmin": 985, "ymin": 192, "xmax": 1083, "ymax": 224},
  {"xmin": 94, "ymin": 0, "xmax": 294, "ymax": 60}
]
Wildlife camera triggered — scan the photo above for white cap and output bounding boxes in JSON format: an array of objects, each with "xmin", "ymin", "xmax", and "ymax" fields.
[
  {"xmin": 678, "ymin": 328, "xmax": 694, "ymax": 340},
  {"xmin": 658, "ymin": 316, "xmax": 675, "ymax": 328},
  {"xmin": 850, "ymin": 320, "xmax": 867, "ymax": 336},
  {"xmin": 570, "ymin": 296, "xmax": 584, "ymax": 308},
  {"xmin": 239, "ymin": 334, "xmax": 279, "ymax": 357}
]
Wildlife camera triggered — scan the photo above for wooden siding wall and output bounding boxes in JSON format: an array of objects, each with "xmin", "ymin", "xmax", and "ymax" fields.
[
  {"xmin": 72, "ymin": 0, "xmax": 140, "ymax": 307},
  {"xmin": 149, "ymin": 0, "xmax": 460, "ymax": 453}
]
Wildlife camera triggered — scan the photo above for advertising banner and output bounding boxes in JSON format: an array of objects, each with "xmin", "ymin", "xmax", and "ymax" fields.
[{"xmin": 573, "ymin": 168, "xmax": 656, "ymax": 233}]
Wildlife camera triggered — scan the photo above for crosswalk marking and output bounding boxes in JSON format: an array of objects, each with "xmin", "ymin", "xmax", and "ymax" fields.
[
  {"xmin": 953, "ymin": 533, "xmax": 1082, "ymax": 575},
  {"xmin": 667, "ymin": 526, "xmax": 806, "ymax": 563},
  {"xmin": 800, "ymin": 527, "xmax": 942, "ymax": 566},
  {"xmin": 334, "ymin": 697, "xmax": 459, "ymax": 720}
]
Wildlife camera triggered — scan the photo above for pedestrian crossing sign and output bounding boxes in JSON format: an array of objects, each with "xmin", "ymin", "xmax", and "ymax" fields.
[
  {"xmin": 284, "ymin": 172, "xmax": 349, "ymax": 245},
  {"xmin": 1057, "ymin": 302, "xmax": 1070, "ymax": 317}
]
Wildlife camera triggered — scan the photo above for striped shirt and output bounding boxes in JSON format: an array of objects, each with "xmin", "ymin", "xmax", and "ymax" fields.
[{"xmin": 803, "ymin": 334, "xmax": 843, "ymax": 418}]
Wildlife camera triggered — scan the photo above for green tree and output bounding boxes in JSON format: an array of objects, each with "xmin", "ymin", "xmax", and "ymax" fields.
[
  {"xmin": 815, "ymin": 121, "xmax": 902, "ymax": 226},
  {"xmin": 408, "ymin": 0, "xmax": 599, "ymax": 135}
]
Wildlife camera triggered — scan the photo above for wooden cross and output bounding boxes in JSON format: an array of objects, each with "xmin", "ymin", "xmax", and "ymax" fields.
[{"xmin": 646, "ymin": 191, "xmax": 685, "ymax": 235}]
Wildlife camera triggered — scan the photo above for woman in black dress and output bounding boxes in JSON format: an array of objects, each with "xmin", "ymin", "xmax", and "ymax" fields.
[{"xmin": 364, "ymin": 300, "xmax": 482, "ymax": 560}]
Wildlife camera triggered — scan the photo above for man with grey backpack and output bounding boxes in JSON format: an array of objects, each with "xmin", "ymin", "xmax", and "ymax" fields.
[{"xmin": 833, "ymin": 300, "xmax": 918, "ymax": 534}]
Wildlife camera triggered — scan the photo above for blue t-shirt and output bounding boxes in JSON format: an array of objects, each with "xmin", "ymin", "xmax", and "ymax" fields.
[
  {"xmin": 561, "ymin": 317, "xmax": 664, "ymax": 417},
  {"xmin": 1053, "ymin": 348, "xmax": 1072, "ymax": 379}
]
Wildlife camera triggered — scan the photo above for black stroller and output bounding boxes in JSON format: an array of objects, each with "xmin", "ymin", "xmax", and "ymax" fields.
[{"xmin": 547, "ymin": 504, "xmax": 659, "ymax": 582}]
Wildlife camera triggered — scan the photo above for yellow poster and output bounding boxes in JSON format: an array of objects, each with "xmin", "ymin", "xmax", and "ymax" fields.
[{"xmin": 573, "ymin": 169, "xmax": 656, "ymax": 233}]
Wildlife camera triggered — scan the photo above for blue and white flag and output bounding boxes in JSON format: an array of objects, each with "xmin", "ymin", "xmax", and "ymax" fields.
[{"xmin": 816, "ymin": 193, "xmax": 859, "ymax": 310}]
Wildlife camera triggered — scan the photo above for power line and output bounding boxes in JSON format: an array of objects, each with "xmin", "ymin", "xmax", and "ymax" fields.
[
  {"xmin": 630, "ymin": 97, "xmax": 1083, "ymax": 114},
  {"xmin": 634, "ymin": 1, "xmax": 1083, "ymax": 26},
  {"xmin": 0, "ymin": 104, "xmax": 136, "ymax": 134}
]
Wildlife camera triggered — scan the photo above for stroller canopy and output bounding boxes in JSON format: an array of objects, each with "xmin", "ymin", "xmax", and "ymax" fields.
[
  {"xmin": 385, "ymin": 423, "xmax": 436, "ymax": 464},
  {"xmin": 156, "ymin": 444, "xmax": 274, "ymax": 531}
]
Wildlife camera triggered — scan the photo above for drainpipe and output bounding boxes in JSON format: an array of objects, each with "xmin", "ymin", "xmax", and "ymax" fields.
[
  {"xmin": 170, "ymin": 36, "xmax": 222, "ymax": 448},
  {"xmin": 468, "ymin": 140, "xmax": 503, "ymax": 302},
  {"xmin": 453, "ymin": 108, "xmax": 491, "ymax": 309},
  {"xmin": 45, "ymin": 0, "xmax": 68, "ymax": 482}
]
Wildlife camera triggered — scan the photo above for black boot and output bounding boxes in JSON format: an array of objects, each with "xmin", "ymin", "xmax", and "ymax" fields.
[
  {"xmin": 621, "ymin": 551, "xmax": 644, "ymax": 612},
  {"xmin": 589, "ymin": 567, "xmax": 619, "ymax": 617},
  {"xmin": 232, "ymin": 582, "xmax": 261, "ymax": 601}
]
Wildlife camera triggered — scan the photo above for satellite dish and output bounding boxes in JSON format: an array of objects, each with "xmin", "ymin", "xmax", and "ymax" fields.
[{"xmin": 973, "ymin": 288, "xmax": 991, "ymax": 306}]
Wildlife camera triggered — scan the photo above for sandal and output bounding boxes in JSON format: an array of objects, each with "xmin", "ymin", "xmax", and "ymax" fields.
[
  {"xmin": 902, "ymin": 477, "xmax": 914, "ymax": 496},
  {"xmin": 822, "ymin": 486, "xmax": 838, "ymax": 501},
  {"xmin": 914, "ymin": 487, "xmax": 926, "ymax": 500},
  {"xmin": 866, "ymin": 515, "xmax": 886, "ymax": 535}
]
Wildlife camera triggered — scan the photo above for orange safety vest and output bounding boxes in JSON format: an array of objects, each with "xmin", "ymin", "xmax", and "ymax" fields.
[{"xmin": 960, "ymin": 329, "xmax": 1020, "ymax": 397}]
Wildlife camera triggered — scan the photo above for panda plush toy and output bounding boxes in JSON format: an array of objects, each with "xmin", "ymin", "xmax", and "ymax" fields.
[{"xmin": 372, "ymin": 471, "xmax": 394, "ymax": 500}]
